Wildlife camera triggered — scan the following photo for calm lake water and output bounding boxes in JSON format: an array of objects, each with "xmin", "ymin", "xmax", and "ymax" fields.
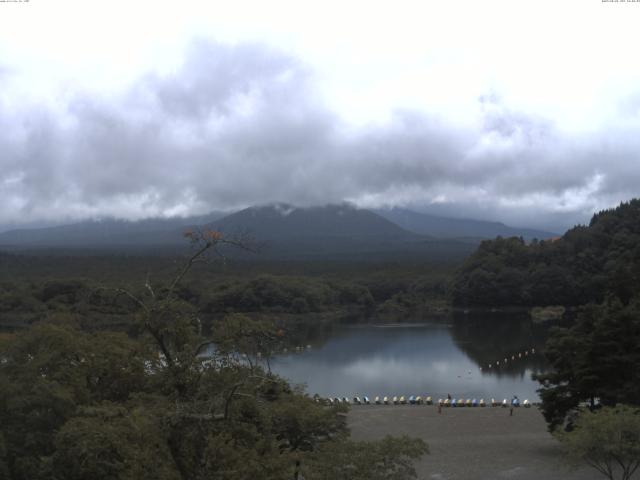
[{"xmin": 271, "ymin": 316, "xmax": 550, "ymax": 402}]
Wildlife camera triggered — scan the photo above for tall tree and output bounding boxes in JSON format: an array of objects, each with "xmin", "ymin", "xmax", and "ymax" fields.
[
  {"xmin": 556, "ymin": 405, "xmax": 640, "ymax": 480},
  {"xmin": 536, "ymin": 298, "xmax": 640, "ymax": 431}
]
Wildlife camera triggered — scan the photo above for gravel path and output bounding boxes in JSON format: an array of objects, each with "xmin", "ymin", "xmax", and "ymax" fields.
[{"xmin": 348, "ymin": 405, "xmax": 602, "ymax": 480}]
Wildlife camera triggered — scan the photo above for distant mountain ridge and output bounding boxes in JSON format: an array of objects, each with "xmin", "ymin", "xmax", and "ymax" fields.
[
  {"xmin": 0, "ymin": 212, "xmax": 228, "ymax": 247},
  {"xmin": 375, "ymin": 207, "xmax": 557, "ymax": 241},
  {"xmin": 0, "ymin": 203, "xmax": 554, "ymax": 261}
]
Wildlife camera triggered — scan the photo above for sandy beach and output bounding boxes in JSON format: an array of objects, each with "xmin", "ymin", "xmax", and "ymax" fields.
[{"xmin": 348, "ymin": 405, "xmax": 602, "ymax": 480}]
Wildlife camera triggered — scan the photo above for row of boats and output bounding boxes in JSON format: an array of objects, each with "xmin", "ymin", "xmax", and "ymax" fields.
[{"xmin": 321, "ymin": 396, "xmax": 532, "ymax": 408}]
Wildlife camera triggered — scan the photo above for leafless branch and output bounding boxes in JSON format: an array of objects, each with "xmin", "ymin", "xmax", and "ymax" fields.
[{"xmin": 144, "ymin": 272, "xmax": 156, "ymax": 300}]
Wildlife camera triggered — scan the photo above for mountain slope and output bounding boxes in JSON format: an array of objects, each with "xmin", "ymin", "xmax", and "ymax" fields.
[
  {"xmin": 210, "ymin": 204, "xmax": 421, "ymax": 241},
  {"xmin": 376, "ymin": 207, "xmax": 557, "ymax": 240},
  {"xmin": 0, "ymin": 212, "xmax": 227, "ymax": 247},
  {"xmin": 204, "ymin": 204, "xmax": 479, "ymax": 261}
]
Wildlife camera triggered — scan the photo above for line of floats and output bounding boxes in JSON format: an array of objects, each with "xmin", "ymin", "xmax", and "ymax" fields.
[
  {"xmin": 481, "ymin": 348, "xmax": 536, "ymax": 371},
  {"xmin": 317, "ymin": 396, "xmax": 533, "ymax": 408}
]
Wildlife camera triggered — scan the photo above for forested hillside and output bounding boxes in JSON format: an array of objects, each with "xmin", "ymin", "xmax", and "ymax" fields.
[{"xmin": 451, "ymin": 199, "xmax": 640, "ymax": 307}]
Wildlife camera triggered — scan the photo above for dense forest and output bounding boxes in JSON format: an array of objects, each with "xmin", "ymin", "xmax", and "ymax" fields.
[
  {"xmin": 447, "ymin": 199, "xmax": 640, "ymax": 435},
  {"xmin": 451, "ymin": 199, "xmax": 640, "ymax": 307},
  {"xmin": 536, "ymin": 297, "xmax": 640, "ymax": 431},
  {"xmin": 0, "ymin": 252, "xmax": 453, "ymax": 336},
  {"xmin": 0, "ymin": 232, "xmax": 429, "ymax": 480}
]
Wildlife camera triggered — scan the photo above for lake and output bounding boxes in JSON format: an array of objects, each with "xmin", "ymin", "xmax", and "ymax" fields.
[{"xmin": 270, "ymin": 315, "xmax": 550, "ymax": 402}]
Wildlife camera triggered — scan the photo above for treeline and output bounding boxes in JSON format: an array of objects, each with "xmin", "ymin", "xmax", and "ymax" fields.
[
  {"xmin": 0, "ymin": 262, "xmax": 453, "ymax": 333},
  {"xmin": 451, "ymin": 199, "xmax": 640, "ymax": 307}
]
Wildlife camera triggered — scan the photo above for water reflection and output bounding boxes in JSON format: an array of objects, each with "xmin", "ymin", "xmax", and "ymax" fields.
[{"xmin": 271, "ymin": 317, "xmax": 549, "ymax": 401}]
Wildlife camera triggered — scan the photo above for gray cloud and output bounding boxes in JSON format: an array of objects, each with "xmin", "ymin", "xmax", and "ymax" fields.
[{"xmin": 1, "ymin": 39, "xmax": 639, "ymax": 233}]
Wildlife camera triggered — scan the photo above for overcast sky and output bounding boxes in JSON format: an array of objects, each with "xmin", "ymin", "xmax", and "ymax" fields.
[{"xmin": 1, "ymin": 0, "xmax": 639, "ymax": 232}]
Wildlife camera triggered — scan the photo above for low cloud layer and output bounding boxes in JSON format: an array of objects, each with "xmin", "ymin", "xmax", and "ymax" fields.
[{"xmin": 1, "ymin": 40, "xmax": 639, "ymax": 233}]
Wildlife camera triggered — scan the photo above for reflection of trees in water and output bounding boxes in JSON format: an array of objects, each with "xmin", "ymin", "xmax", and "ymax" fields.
[
  {"xmin": 451, "ymin": 311, "xmax": 549, "ymax": 378},
  {"xmin": 203, "ymin": 311, "xmax": 342, "ymax": 352}
]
